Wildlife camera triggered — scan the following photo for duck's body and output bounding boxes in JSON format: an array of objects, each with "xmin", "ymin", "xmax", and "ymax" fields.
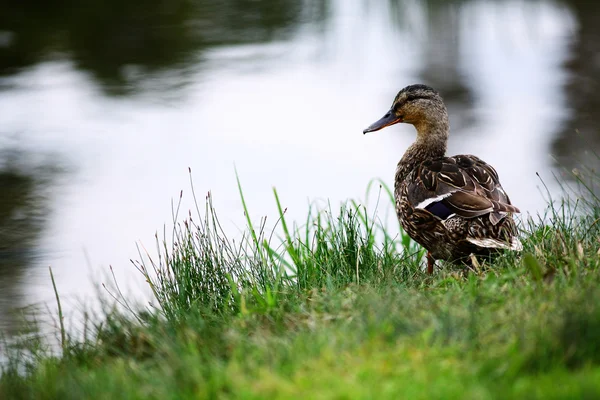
[
  {"xmin": 364, "ymin": 84, "xmax": 521, "ymax": 272},
  {"xmin": 395, "ymin": 154, "xmax": 521, "ymax": 264}
]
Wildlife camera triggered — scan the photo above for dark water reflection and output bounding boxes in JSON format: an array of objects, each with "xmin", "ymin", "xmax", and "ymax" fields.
[
  {"xmin": 554, "ymin": 1, "xmax": 600, "ymax": 173},
  {"xmin": 0, "ymin": 149, "xmax": 57, "ymax": 334},
  {"xmin": 0, "ymin": 0, "xmax": 598, "ymax": 338},
  {"xmin": 1, "ymin": 0, "xmax": 328, "ymax": 95}
]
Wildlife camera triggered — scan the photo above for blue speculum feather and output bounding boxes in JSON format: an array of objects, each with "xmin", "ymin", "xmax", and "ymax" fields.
[{"xmin": 425, "ymin": 201, "xmax": 454, "ymax": 220}]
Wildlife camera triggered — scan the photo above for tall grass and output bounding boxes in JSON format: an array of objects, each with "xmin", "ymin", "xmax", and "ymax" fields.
[
  {"xmin": 2, "ymin": 168, "xmax": 600, "ymax": 399},
  {"xmin": 133, "ymin": 171, "xmax": 421, "ymax": 323}
]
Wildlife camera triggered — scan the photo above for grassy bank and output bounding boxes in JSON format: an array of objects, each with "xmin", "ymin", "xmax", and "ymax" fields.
[{"xmin": 2, "ymin": 174, "xmax": 600, "ymax": 399}]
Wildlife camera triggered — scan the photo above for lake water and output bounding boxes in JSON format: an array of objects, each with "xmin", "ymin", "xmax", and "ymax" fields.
[{"xmin": 1, "ymin": 0, "xmax": 598, "ymax": 338}]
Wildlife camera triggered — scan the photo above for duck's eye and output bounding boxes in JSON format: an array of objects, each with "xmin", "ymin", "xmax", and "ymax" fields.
[{"xmin": 406, "ymin": 94, "xmax": 430, "ymax": 103}]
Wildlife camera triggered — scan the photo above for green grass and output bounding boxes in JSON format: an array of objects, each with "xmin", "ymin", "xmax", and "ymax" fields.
[{"xmin": 2, "ymin": 170, "xmax": 600, "ymax": 399}]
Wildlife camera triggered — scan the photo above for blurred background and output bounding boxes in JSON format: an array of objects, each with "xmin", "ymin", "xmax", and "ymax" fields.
[{"xmin": 0, "ymin": 0, "xmax": 598, "ymax": 336}]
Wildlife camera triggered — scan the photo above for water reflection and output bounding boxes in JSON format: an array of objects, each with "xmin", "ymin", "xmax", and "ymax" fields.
[
  {"xmin": 0, "ymin": 0, "xmax": 597, "ymax": 340},
  {"xmin": 1, "ymin": 0, "xmax": 329, "ymax": 95},
  {"xmin": 554, "ymin": 1, "xmax": 600, "ymax": 176},
  {"xmin": 405, "ymin": 0, "xmax": 476, "ymax": 131},
  {"xmin": 0, "ymin": 148, "xmax": 55, "ymax": 335}
]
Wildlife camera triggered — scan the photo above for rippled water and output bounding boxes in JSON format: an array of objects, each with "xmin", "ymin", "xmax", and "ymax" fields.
[{"xmin": 1, "ymin": 0, "xmax": 598, "ymax": 336}]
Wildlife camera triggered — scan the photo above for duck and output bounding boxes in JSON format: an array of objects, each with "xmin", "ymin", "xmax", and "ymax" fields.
[{"xmin": 363, "ymin": 84, "xmax": 522, "ymax": 274}]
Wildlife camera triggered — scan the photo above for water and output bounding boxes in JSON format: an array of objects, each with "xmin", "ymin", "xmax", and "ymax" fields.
[{"xmin": 0, "ymin": 0, "xmax": 597, "ymax": 337}]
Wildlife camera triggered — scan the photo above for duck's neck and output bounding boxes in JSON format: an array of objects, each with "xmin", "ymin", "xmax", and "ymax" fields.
[{"xmin": 395, "ymin": 121, "xmax": 448, "ymax": 184}]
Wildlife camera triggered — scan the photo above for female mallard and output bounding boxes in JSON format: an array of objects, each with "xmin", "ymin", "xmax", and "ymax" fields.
[{"xmin": 364, "ymin": 84, "xmax": 522, "ymax": 273}]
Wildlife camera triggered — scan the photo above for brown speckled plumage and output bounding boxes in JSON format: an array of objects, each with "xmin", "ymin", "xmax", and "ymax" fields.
[{"xmin": 364, "ymin": 84, "xmax": 521, "ymax": 272}]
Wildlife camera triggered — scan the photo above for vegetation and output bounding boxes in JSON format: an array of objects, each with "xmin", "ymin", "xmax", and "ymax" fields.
[{"xmin": 1, "ymin": 170, "xmax": 600, "ymax": 399}]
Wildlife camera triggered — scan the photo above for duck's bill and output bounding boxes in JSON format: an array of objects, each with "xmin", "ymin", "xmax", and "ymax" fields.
[{"xmin": 362, "ymin": 110, "xmax": 402, "ymax": 134}]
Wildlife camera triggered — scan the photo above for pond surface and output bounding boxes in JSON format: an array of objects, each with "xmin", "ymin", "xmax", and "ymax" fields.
[{"xmin": 1, "ymin": 0, "xmax": 599, "ymax": 337}]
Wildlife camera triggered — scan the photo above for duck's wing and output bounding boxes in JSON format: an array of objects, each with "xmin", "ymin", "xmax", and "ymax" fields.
[{"xmin": 406, "ymin": 155, "xmax": 519, "ymax": 224}]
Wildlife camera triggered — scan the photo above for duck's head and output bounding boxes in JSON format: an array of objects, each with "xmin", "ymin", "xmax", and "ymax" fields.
[{"xmin": 363, "ymin": 84, "xmax": 448, "ymax": 136}]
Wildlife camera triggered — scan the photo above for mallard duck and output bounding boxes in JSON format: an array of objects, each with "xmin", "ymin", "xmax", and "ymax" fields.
[{"xmin": 363, "ymin": 84, "xmax": 522, "ymax": 273}]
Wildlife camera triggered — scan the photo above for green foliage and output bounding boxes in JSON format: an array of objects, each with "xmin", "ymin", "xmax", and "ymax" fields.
[
  {"xmin": 2, "ymin": 172, "xmax": 600, "ymax": 399},
  {"xmin": 132, "ymin": 172, "xmax": 420, "ymax": 325}
]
